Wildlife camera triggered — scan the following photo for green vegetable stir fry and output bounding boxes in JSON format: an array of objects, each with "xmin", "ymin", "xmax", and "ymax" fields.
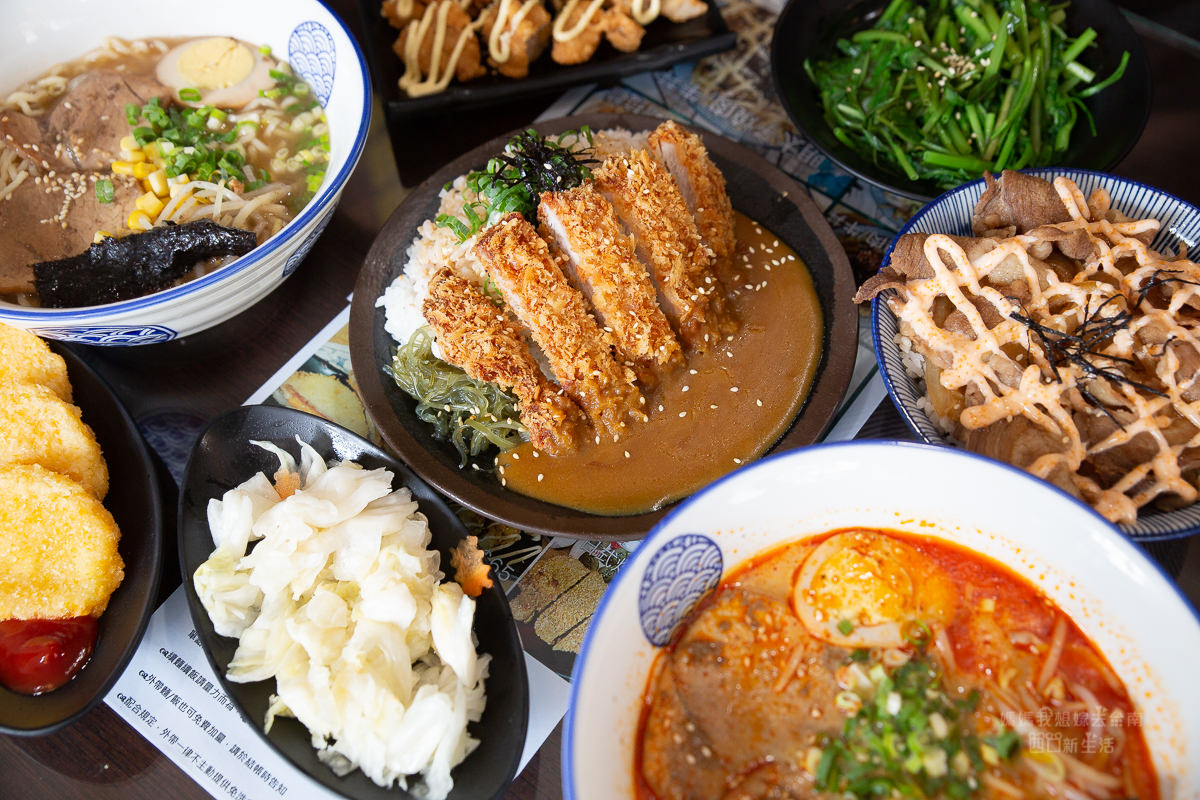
[{"xmin": 804, "ymin": 0, "xmax": 1130, "ymax": 188}]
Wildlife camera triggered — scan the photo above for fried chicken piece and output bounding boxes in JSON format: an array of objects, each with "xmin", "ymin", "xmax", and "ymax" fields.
[
  {"xmin": 474, "ymin": 213, "xmax": 644, "ymax": 437},
  {"xmin": 539, "ymin": 184, "xmax": 681, "ymax": 384},
  {"xmin": 382, "ymin": 0, "xmax": 428, "ymax": 29},
  {"xmin": 550, "ymin": 0, "xmax": 606, "ymax": 64},
  {"xmin": 422, "ymin": 267, "xmax": 585, "ymax": 455},
  {"xmin": 395, "ymin": 1, "xmax": 487, "ymax": 89},
  {"xmin": 480, "ymin": 0, "xmax": 552, "ymax": 78},
  {"xmin": 648, "ymin": 120, "xmax": 736, "ymax": 288},
  {"xmin": 593, "ymin": 150, "xmax": 732, "ymax": 351},
  {"xmin": 602, "ymin": 7, "xmax": 645, "ymax": 51}
]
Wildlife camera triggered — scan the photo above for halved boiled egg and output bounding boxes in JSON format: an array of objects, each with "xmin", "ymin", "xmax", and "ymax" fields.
[
  {"xmin": 156, "ymin": 37, "xmax": 275, "ymax": 109},
  {"xmin": 792, "ymin": 530, "xmax": 956, "ymax": 649}
]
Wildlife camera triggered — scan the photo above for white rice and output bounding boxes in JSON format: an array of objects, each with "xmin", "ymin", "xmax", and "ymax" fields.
[{"xmin": 377, "ymin": 175, "xmax": 490, "ymax": 355}]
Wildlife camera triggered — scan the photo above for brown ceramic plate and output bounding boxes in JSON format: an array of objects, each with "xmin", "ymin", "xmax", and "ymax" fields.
[{"xmin": 349, "ymin": 113, "xmax": 857, "ymax": 540}]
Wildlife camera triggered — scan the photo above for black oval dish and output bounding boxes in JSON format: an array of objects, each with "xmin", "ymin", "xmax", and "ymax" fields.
[
  {"xmin": 0, "ymin": 341, "xmax": 163, "ymax": 736},
  {"xmin": 177, "ymin": 405, "xmax": 528, "ymax": 800},
  {"xmin": 349, "ymin": 112, "xmax": 858, "ymax": 541},
  {"xmin": 770, "ymin": 0, "xmax": 1152, "ymax": 202}
]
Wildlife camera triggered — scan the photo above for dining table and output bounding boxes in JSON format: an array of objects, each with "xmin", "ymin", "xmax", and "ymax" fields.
[{"xmin": 3, "ymin": 0, "xmax": 1199, "ymax": 798}]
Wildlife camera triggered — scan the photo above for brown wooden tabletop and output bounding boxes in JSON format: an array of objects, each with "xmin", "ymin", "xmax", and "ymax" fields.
[{"xmin": 3, "ymin": 1, "xmax": 1200, "ymax": 799}]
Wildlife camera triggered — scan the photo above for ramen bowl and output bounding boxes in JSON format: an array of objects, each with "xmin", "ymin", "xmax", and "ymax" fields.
[
  {"xmin": 870, "ymin": 169, "xmax": 1200, "ymax": 539},
  {"xmin": 0, "ymin": 0, "xmax": 369, "ymax": 345},
  {"xmin": 564, "ymin": 441, "xmax": 1200, "ymax": 799}
]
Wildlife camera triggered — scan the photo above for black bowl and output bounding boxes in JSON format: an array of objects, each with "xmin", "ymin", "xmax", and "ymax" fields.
[
  {"xmin": 770, "ymin": 0, "xmax": 1152, "ymax": 202},
  {"xmin": 177, "ymin": 405, "xmax": 528, "ymax": 800},
  {"xmin": 0, "ymin": 342, "xmax": 163, "ymax": 736},
  {"xmin": 348, "ymin": 113, "xmax": 859, "ymax": 542}
]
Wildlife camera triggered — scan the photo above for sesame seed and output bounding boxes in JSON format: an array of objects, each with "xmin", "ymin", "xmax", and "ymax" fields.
[
  {"xmin": 624, "ymin": 451, "xmax": 630, "ymax": 458},
  {"xmin": 679, "ymin": 411, "xmax": 687, "ymax": 418},
  {"xmin": 733, "ymin": 458, "xmax": 742, "ymax": 464},
  {"xmin": 689, "ymin": 369, "xmax": 697, "ymax": 375},
  {"xmin": 512, "ymin": 453, "xmax": 519, "ymax": 460},
  {"xmin": 682, "ymin": 385, "xmax": 689, "ymax": 392},
  {"xmin": 710, "ymin": 404, "xmax": 718, "ymax": 409},
  {"xmin": 756, "ymin": 399, "xmax": 763, "ymax": 407},
  {"xmin": 537, "ymin": 474, "xmax": 544, "ymax": 482},
  {"xmin": 731, "ymin": 386, "xmax": 739, "ymax": 393}
]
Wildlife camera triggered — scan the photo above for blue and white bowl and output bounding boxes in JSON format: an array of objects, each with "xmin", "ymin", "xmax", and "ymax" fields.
[
  {"xmin": 871, "ymin": 169, "xmax": 1200, "ymax": 540},
  {"xmin": 0, "ymin": 0, "xmax": 370, "ymax": 345},
  {"xmin": 564, "ymin": 442, "xmax": 1200, "ymax": 799}
]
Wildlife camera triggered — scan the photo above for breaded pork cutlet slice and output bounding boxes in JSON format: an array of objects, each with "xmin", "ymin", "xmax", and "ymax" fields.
[
  {"xmin": 0, "ymin": 381, "xmax": 108, "ymax": 499},
  {"xmin": 0, "ymin": 322, "xmax": 71, "ymax": 402},
  {"xmin": 474, "ymin": 213, "xmax": 644, "ymax": 438},
  {"xmin": 647, "ymin": 121, "xmax": 737, "ymax": 286},
  {"xmin": 592, "ymin": 150, "xmax": 733, "ymax": 351},
  {"xmin": 0, "ymin": 464, "xmax": 123, "ymax": 619},
  {"xmin": 539, "ymin": 184, "xmax": 681, "ymax": 385},
  {"xmin": 422, "ymin": 267, "xmax": 586, "ymax": 455}
]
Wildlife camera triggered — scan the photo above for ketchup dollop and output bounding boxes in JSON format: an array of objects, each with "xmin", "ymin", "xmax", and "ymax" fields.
[{"xmin": 0, "ymin": 617, "xmax": 98, "ymax": 695}]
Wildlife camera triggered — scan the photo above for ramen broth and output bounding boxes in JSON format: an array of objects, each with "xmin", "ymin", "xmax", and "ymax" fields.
[
  {"xmin": 0, "ymin": 36, "xmax": 329, "ymax": 305},
  {"xmin": 637, "ymin": 528, "xmax": 1158, "ymax": 799}
]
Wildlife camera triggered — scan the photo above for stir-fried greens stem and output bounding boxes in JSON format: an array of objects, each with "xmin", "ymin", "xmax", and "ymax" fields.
[{"xmin": 804, "ymin": 0, "xmax": 1130, "ymax": 188}]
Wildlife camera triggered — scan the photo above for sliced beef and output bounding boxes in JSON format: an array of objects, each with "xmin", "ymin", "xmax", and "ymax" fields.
[
  {"xmin": 971, "ymin": 170, "xmax": 1070, "ymax": 236},
  {"xmin": 854, "ymin": 233, "xmax": 998, "ymax": 303},
  {"xmin": 0, "ymin": 173, "xmax": 141, "ymax": 296},
  {"xmin": 0, "ymin": 70, "xmax": 168, "ymax": 174}
]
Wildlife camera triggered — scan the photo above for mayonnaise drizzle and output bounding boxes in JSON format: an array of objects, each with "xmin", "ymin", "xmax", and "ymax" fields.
[
  {"xmin": 399, "ymin": 0, "xmax": 483, "ymax": 98},
  {"xmin": 630, "ymin": 0, "xmax": 661, "ymax": 25},
  {"xmin": 553, "ymin": 0, "xmax": 606, "ymax": 42},
  {"xmin": 890, "ymin": 176, "xmax": 1200, "ymax": 524},
  {"xmin": 488, "ymin": 0, "xmax": 540, "ymax": 63}
]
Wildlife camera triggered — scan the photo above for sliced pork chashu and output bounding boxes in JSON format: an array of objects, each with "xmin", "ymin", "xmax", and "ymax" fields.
[
  {"xmin": 593, "ymin": 149, "xmax": 733, "ymax": 351},
  {"xmin": 422, "ymin": 267, "xmax": 586, "ymax": 455},
  {"xmin": 474, "ymin": 212, "xmax": 644, "ymax": 438},
  {"xmin": 539, "ymin": 184, "xmax": 681, "ymax": 384}
]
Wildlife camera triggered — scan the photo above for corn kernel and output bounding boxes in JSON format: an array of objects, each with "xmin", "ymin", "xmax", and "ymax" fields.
[
  {"xmin": 125, "ymin": 149, "xmax": 147, "ymax": 164},
  {"xmin": 131, "ymin": 162, "xmax": 155, "ymax": 179},
  {"xmin": 111, "ymin": 161, "xmax": 136, "ymax": 175},
  {"xmin": 135, "ymin": 191, "xmax": 165, "ymax": 217},
  {"xmin": 119, "ymin": 135, "xmax": 140, "ymax": 155},
  {"xmin": 93, "ymin": 230, "xmax": 113, "ymax": 243},
  {"xmin": 127, "ymin": 210, "xmax": 153, "ymax": 231},
  {"xmin": 146, "ymin": 169, "xmax": 169, "ymax": 197}
]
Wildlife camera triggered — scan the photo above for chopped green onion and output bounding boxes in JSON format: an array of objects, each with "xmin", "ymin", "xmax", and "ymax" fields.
[
  {"xmin": 837, "ymin": 619, "xmax": 855, "ymax": 635},
  {"xmin": 95, "ymin": 178, "xmax": 114, "ymax": 204},
  {"xmin": 178, "ymin": 87, "xmax": 202, "ymax": 102}
]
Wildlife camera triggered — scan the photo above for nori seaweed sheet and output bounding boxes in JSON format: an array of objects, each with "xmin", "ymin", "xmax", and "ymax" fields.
[{"xmin": 32, "ymin": 220, "xmax": 258, "ymax": 308}]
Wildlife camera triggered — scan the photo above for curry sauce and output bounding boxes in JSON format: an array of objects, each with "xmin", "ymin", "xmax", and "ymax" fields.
[{"xmin": 495, "ymin": 212, "xmax": 823, "ymax": 515}]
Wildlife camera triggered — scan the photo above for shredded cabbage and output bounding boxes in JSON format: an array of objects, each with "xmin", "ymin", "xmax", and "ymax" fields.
[{"xmin": 194, "ymin": 438, "xmax": 488, "ymax": 799}]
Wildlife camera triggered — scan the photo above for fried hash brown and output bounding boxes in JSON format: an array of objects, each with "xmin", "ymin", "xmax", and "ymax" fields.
[{"xmin": 0, "ymin": 464, "xmax": 124, "ymax": 619}]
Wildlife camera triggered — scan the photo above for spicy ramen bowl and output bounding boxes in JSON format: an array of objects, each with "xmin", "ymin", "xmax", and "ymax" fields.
[
  {"xmin": 0, "ymin": 0, "xmax": 369, "ymax": 345},
  {"xmin": 565, "ymin": 441, "xmax": 1200, "ymax": 799},
  {"xmin": 870, "ymin": 169, "xmax": 1200, "ymax": 539}
]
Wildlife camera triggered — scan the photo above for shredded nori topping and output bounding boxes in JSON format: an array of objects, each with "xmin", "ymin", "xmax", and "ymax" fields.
[
  {"xmin": 436, "ymin": 128, "xmax": 598, "ymax": 242},
  {"xmin": 32, "ymin": 220, "xmax": 257, "ymax": 308}
]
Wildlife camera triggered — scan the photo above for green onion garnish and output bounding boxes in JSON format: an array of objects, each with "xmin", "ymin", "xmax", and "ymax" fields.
[
  {"xmin": 95, "ymin": 178, "xmax": 114, "ymax": 204},
  {"xmin": 178, "ymin": 87, "xmax": 202, "ymax": 102}
]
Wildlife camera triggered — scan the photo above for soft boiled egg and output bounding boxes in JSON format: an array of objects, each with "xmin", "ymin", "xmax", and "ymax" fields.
[
  {"xmin": 156, "ymin": 37, "xmax": 275, "ymax": 109},
  {"xmin": 791, "ymin": 530, "xmax": 956, "ymax": 649}
]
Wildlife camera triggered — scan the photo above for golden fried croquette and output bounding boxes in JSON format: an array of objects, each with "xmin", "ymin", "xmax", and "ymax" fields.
[
  {"xmin": 0, "ymin": 381, "xmax": 108, "ymax": 499},
  {"xmin": 0, "ymin": 464, "xmax": 124, "ymax": 619},
  {"xmin": 0, "ymin": 322, "xmax": 71, "ymax": 402}
]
